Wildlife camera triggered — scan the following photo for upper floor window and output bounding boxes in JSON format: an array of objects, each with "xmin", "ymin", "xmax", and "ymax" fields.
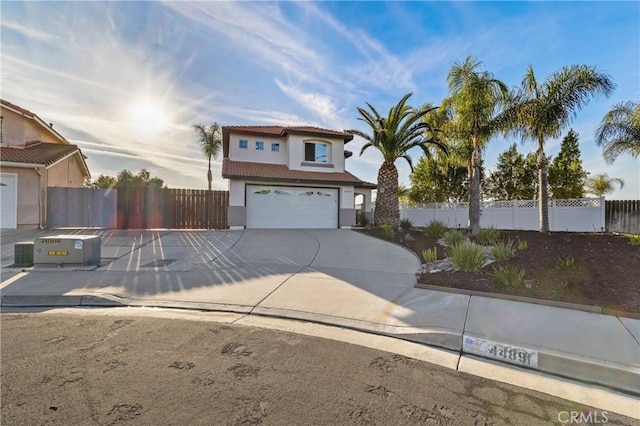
[
  {"xmin": 305, "ymin": 142, "xmax": 328, "ymax": 163},
  {"xmin": 255, "ymin": 141, "xmax": 264, "ymax": 150},
  {"xmin": 271, "ymin": 143, "xmax": 280, "ymax": 152},
  {"xmin": 239, "ymin": 139, "xmax": 248, "ymax": 149}
]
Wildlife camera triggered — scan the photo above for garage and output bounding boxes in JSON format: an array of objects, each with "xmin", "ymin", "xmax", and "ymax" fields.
[
  {"xmin": 246, "ymin": 185, "xmax": 338, "ymax": 229},
  {"xmin": 0, "ymin": 173, "xmax": 18, "ymax": 229}
]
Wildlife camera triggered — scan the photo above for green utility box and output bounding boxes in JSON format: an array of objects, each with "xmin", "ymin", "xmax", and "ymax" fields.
[{"xmin": 14, "ymin": 242, "xmax": 35, "ymax": 267}]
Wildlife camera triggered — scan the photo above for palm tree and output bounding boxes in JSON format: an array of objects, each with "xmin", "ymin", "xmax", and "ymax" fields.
[
  {"xmin": 585, "ymin": 173, "xmax": 624, "ymax": 197},
  {"xmin": 446, "ymin": 55, "xmax": 509, "ymax": 235},
  {"xmin": 192, "ymin": 123, "xmax": 222, "ymax": 190},
  {"xmin": 595, "ymin": 101, "xmax": 640, "ymax": 163},
  {"xmin": 499, "ymin": 65, "xmax": 615, "ymax": 232},
  {"xmin": 346, "ymin": 93, "xmax": 446, "ymax": 227}
]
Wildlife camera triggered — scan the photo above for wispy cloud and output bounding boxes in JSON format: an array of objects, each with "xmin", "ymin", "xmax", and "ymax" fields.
[{"xmin": 1, "ymin": 21, "xmax": 58, "ymax": 41}]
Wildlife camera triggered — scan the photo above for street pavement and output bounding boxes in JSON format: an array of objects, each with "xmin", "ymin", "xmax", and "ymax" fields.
[{"xmin": 1, "ymin": 228, "xmax": 638, "ymax": 419}]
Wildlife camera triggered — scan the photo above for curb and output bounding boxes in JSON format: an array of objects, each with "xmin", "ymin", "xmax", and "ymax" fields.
[
  {"xmin": 415, "ymin": 283, "xmax": 640, "ymax": 319},
  {"xmin": 2, "ymin": 293, "xmax": 638, "ymax": 398}
]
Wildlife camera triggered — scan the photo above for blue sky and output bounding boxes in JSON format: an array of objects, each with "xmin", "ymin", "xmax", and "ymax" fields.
[{"xmin": 2, "ymin": 1, "xmax": 638, "ymax": 199}]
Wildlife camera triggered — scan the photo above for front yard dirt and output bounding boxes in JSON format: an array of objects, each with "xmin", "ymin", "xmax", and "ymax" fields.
[{"xmin": 357, "ymin": 228, "xmax": 640, "ymax": 314}]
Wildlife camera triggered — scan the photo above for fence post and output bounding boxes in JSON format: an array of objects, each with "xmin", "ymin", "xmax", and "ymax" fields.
[{"xmin": 600, "ymin": 196, "xmax": 605, "ymax": 232}]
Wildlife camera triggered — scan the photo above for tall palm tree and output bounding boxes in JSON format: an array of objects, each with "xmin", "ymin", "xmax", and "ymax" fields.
[
  {"xmin": 192, "ymin": 123, "xmax": 222, "ymax": 190},
  {"xmin": 595, "ymin": 101, "xmax": 640, "ymax": 163},
  {"xmin": 499, "ymin": 65, "xmax": 615, "ymax": 232},
  {"xmin": 346, "ymin": 93, "xmax": 446, "ymax": 227},
  {"xmin": 446, "ymin": 55, "xmax": 509, "ymax": 235},
  {"xmin": 585, "ymin": 173, "xmax": 624, "ymax": 197}
]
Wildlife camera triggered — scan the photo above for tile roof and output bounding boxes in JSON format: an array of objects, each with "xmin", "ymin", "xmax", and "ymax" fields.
[
  {"xmin": 223, "ymin": 125, "xmax": 353, "ymax": 141},
  {"xmin": 1, "ymin": 143, "xmax": 85, "ymax": 169},
  {"xmin": 222, "ymin": 159, "xmax": 376, "ymax": 189}
]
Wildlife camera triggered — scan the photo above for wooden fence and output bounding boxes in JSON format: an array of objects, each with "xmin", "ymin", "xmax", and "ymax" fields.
[
  {"xmin": 117, "ymin": 188, "xmax": 229, "ymax": 229},
  {"xmin": 48, "ymin": 187, "xmax": 229, "ymax": 229},
  {"xmin": 605, "ymin": 200, "xmax": 640, "ymax": 233},
  {"xmin": 48, "ymin": 187, "xmax": 117, "ymax": 228}
]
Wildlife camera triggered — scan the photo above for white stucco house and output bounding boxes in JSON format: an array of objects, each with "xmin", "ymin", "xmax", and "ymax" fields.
[{"xmin": 221, "ymin": 125, "xmax": 375, "ymax": 229}]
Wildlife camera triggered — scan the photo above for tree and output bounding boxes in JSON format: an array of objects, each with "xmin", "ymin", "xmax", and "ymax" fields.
[
  {"xmin": 85, "ymin": 174, "xmax": 116, "ymax": 189},
  {"xmin": 499, "ymin": 64, "xmax": 614, "ymax": 232},
  {"xmin": 548, "ymin": 129, "xmax": 588, "ymax": 199},
  {"xmin": 192, "ymin": 123, "xmax": 222, "ymax": 190},
  {"xmin": 86, "ymin": 169, "xmax": 165, "ymax": 189},
  {"xmin": 595, "ymin": 101, "xmax": 640, "ymax": 163},
  {"xmin": 346, "ymin": 93, "xmax": 447, "ymax": 227},
  {"xmin": 398, "ymin": 184, "xmax": 411, "ymax": 204},
  {"xmin": 407, "ymin": 102, "xmax": 470, "ymax": 204},
  {"xmin": 446, "ymin": 55, "xmax": 509, "ymax": 234},
  {"xmin": 484, "ymin": 144, "xmax": 537, "ymax": 200},
  {"xmin": 409, "ymin": 155, "xmax": 469, "ymax": 204},
  {"xmin": 585, "ymin": 173, "xmax": 624, "ymax": 197}
]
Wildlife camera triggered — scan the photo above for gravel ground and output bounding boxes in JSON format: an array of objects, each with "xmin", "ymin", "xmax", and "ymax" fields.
[{"xmin": 1, "ymin": 311, "xmax": 635, "ymax": 425}]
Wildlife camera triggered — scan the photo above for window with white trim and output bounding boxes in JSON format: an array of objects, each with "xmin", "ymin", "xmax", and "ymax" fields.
[
  {"xmin": 239, "ymin": 139, "xmax": 248, "ymax": 149},
  {"xmin": 255, "ymin": 141, "xmax": 264, "ymax": 150},
  {"xmin": 271, "ymin": 143, "xmax": 280, "ymax": 152}
]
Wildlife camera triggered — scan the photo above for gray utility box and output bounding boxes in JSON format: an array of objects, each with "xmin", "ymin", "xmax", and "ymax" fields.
[
  {"xmin": 34, "ymin": 235, "xmax": 102, "ymax": 266},
  {"xmin": 14, "ymin": 241, "xmax": 35, "ymax": 267}
]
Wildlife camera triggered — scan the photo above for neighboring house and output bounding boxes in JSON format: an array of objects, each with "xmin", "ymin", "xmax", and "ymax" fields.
[
  {"xmin": 222, "ymin": 125, "xmax": 375, "ymax": 229},
  {"xmin": 0, "ymin": 99, "xmax": 90, "ymax": 229}
]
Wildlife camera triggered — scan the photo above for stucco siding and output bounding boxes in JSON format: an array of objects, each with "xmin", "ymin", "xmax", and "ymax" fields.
[
  {"xmin": 48, "ymin": 156, "xmax": 86, "ymax": 187},
  {"xmin": 1, "ymin": 167, "xmax": 41, "ymax": 228},
  {"xmin": 228, "ymin": 134, "xmax": 287, "ymax": 164},
  {"xmin": 287, "ymin": 135, "xmax": 345, "ymax": 173},
  {"xmin": 0, "ymin": 108, "xmax": 60, "ymax": 147}
]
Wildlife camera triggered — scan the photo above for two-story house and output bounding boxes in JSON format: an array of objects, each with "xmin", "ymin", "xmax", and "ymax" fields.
[
  {"xmin": 221, "ymin": 125, "xmax": 375, "ymax": 229},
  {"xmin": 0, "ymin": 99, "xmax": 90, "ymax": 229}
]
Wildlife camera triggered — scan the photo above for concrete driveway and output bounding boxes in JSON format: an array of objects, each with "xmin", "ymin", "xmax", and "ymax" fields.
[{"xmin": 0, "ymin": 229, "xmax": 467, "ymax": 350}]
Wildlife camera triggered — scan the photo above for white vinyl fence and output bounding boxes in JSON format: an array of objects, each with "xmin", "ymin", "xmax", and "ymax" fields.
[{"xmin": 400, "ymin": 197, "xmax": 606, "ymax": 232}]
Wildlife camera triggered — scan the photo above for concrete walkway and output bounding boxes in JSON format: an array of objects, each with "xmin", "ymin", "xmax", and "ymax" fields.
[{"xmin": 1, "ymin": 229, "xmax": 638, "ymax": 418}]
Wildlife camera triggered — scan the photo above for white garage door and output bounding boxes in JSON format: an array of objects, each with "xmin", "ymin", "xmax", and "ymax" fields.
[
  {"xmin": 246, "ymin": 185, "xmax": 338, "ymax": 229},
  {"xmin": 1, "ymin": 173, "xmax": 18, "ymax": 229}
]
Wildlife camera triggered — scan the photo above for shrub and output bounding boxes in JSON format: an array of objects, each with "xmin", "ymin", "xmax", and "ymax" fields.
[
  {"xmin": 449, "ymin": 242, "xmax": 484, "ymax": 272},
  {"xmin": 400, "ymin": 218, "xmax": 413, "ymax": 232},
  {"xmin": 443, "ymin": 229, "xmax": 466, "ymax": 247},
  {"xmin": 422, "ymin": 247, "xmax": 438, "ymax": 263},
  {"xmin": 556, "ymin": 256, "xmax": 580, "ymax": 271},
  {"xmin": 356, "ymin": 212, "xmax": 369, "ymax": 227},
  {"xmin": 628, "ymin": 234, "xmax": 640, "ymax": 246},
  {"xmin": 424, "ymin": 220, "xmax": 448, "ymax": 239},
  {"xmin": 517, "ymin": 240, "xmax": 528, "ymax": 250},
  {"xmin": 379, "ymin": 224, "xmax": 394, "ymax": 240},
  {"xmin": 476, "ymin": 226, "xmax": 500, "ymax": 245},
  {"xmin": 491, "ymin": 240, "xmax": 516, "ymax": 262},
  {"xmin": 489, "ymin": 266, "xmax": 525, "ymax": 287}
]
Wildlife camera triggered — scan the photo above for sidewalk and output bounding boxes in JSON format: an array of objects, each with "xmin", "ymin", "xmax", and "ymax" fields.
[{"xmin": 1, "ymin": 229, "xmax": 638, "ymax": 415}]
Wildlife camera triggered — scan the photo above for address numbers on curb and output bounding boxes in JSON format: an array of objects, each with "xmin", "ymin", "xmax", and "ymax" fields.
[{"xmin": 463, "ymin": 336, "xmax": 539, "ymax": 368}]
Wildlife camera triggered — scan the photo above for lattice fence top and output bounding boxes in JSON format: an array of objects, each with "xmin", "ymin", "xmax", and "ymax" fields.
[
  {"xmin": 401, "ymin": 197, "xmax": 602, "ymax": 210},
  {"xmin": 555, "ymin": 198, "xmax": 602, "ymax": 207}
]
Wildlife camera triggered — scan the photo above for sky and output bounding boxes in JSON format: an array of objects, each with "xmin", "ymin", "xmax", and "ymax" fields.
[{"xmin": 1, "ymin": 1, "xmax": 638, "ymax": 199}]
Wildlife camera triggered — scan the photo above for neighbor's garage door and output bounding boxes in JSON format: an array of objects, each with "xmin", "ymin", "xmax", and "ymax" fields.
[
  {"xmin": 246, "ymin": 185, "xmax": 338, "ymax": 229},
  {"xmin": 0, "ymin": 173, "xmax": 18, "ymax": 229}
]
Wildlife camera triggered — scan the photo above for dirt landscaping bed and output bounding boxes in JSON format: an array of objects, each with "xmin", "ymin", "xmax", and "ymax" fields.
[{"xmin": 356, "ymin": 228, "xmax": 640, "ymax": 314}]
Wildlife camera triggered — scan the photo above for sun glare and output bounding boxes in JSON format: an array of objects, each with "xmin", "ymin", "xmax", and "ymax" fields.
[{"xmin": 127, "ymin": 98, "xmax": 167, "ymax": 135}]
